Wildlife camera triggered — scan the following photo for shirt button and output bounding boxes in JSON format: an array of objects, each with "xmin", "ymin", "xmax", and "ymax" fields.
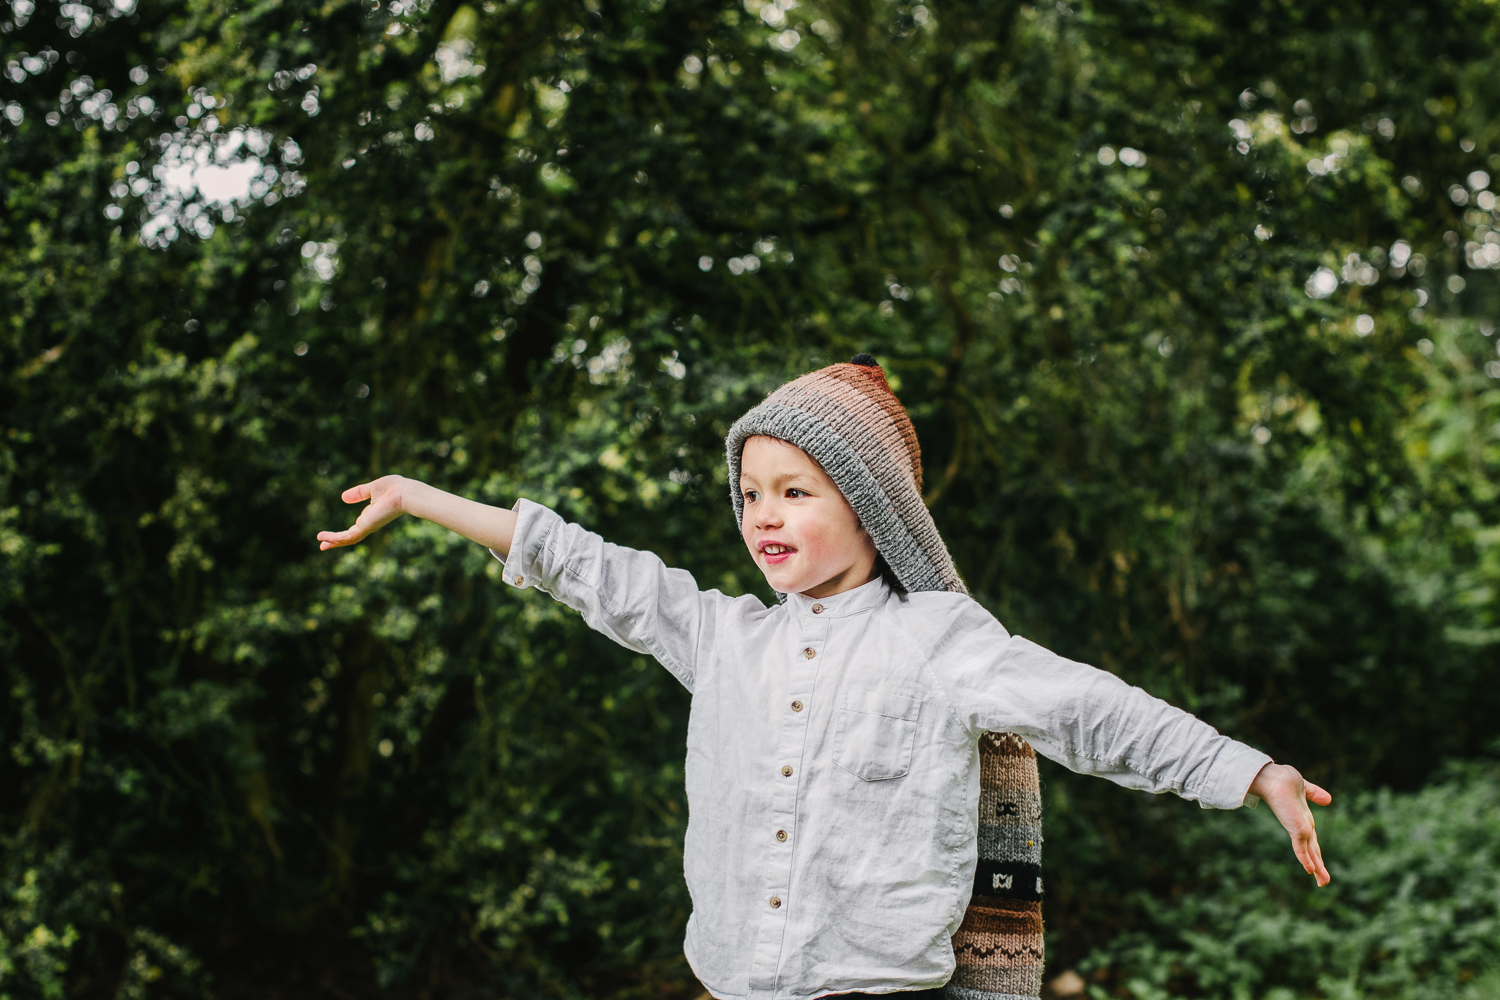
[
  {"xmin": 803, "ymin": 647, "xmax": 816, "ymax": 659},
  {"xmin": 769, "ymin": 896, "xmax": 782, "ymax": 909},
  {"xmin": 811, "ymin": 603, "xmax": 824, "ymax": 614},
  {"xmin": 791, "ymin": 700, "xmax": 804, "ymax": 713},
  {"xmin": 514, "ymin": 575, "xmax": 524, "ymax": 585},
  {"xmin": 780, "ymin": 765, "xmax": 793, "ymax": 777},
  {"xmin": 776, "ymin": 829, "xmax": 788, "ymax": 842}
]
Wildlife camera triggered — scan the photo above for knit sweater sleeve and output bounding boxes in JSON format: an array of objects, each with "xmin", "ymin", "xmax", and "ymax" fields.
[
  {"xmin": 490, "ymin": 498, "xmax": 737, "ymax": 692},
  {"xmin": 924, "ymin": 601, "xmax": 1271, "ymax": 810}
]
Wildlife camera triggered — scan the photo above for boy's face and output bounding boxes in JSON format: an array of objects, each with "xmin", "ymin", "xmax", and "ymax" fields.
[{"xmin": 739, "ymin": 435, "xmax": 879, "ymax": 598}]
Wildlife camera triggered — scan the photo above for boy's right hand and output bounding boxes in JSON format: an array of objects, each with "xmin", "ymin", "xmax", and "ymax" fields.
[
  {"xmin": 317, "ymin": 475, "xmax": 408, "ymax": 550},
  {"xmin": 1249, "ymin": 762, "xmax": 1333, "ymax": 886}
]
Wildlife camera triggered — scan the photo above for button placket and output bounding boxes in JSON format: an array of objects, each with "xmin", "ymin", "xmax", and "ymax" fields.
[{"xmin": 746, "ymin": 620, "xmax": 828, "ymax": 991}]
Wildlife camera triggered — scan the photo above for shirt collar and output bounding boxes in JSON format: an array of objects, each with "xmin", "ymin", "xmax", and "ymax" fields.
[{"xmin": 784, "ymin": 575, "xmax": 891, "ymax": 619}]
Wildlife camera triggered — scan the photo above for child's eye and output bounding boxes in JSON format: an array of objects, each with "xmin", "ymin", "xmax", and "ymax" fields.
[
  {"xmin": 785, "ymin": 488, "xmax": 807, "ymax": 499},
  {"xmin": 743, "ymin": 490, "xmax": 759, "ymax": 503}
]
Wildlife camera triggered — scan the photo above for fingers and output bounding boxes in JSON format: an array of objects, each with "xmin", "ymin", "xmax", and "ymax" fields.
[
  {"xmin": 318, "ymin": 482, "xmax": 406, "ymax": 550},
  {"xmin": 341, "ymin": 481, "xmax": 374, "ymax": 504},
  {"xmin": 320, "ymin": 486, "xmax": 378, "ymax": 549},
  {"xmin": 317, "ymin": 526, "xmax": 362, "ymax": 550},
  {"xmin": 1285, "ymin": 780, "xmax": 1332, "ymax": 886},
  {"xmin": 1299, "ymin": 786, "xmax": 1332, "ymax": 885},
  {"xmin": 1295, "ymin": 827, "xmax": 1331, "ymax": 886},
  {"xmin": 1304, "ymin": 781, "xmax": 1333, "ymax": 806},
  {"xmin": 318, "ymin": 480, "xmax": 382, "ymax": 549}
]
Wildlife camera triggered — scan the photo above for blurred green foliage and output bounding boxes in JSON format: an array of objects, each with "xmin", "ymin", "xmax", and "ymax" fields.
[
  {"xmin": 3, "ymin": 0, "xmax": 1500, "ymax": 995},
  {"xmin": 1072, "ymin": 760, "xmax": 1500, "ymax": 1000}
]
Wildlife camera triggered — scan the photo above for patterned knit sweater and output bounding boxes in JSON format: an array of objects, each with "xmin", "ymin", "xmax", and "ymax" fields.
[{"xmin": 946, "ymin": 732, "xmax": 1044, "ymax": 1000}]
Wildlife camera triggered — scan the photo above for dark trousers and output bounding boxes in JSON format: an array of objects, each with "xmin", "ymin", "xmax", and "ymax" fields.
[{"xmin": 831, "ymin": 991, "xmax": 946, "ymax": 998}]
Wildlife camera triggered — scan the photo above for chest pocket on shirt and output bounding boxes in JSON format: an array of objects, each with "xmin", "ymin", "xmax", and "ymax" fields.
[{"xmin": 833, "ymin": 691, "xmax": 920, "ymax": 781}]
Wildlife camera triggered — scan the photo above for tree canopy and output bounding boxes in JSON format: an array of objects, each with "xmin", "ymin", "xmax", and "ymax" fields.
[{"xmin": 4, "ymin": 0, "xmax": 1500, "ymax": 995}]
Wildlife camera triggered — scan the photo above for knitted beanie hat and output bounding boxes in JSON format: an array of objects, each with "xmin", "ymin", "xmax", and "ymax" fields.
[{"xmin": 724, "ymin": 354, "xmax": 967, "ymax": 595}]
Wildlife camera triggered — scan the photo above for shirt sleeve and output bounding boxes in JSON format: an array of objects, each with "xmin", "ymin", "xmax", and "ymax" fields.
[
  {"xmin": 927, "ymin": 608, "xmax": 1271, "ymax": 810},
  {"xmin": 489, "ymin": 498, "xmax": 736, "ymax": 692}
]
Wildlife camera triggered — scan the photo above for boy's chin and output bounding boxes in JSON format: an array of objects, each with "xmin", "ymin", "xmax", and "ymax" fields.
[{"xmin": 758, "ymin": 568, "xmax": 808, "ymax": 594}]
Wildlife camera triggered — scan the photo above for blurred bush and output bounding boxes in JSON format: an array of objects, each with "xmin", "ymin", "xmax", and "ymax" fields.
[{"xmin": 1072, "ymin": 759, "xmax": 1500, "ymax": 1000}]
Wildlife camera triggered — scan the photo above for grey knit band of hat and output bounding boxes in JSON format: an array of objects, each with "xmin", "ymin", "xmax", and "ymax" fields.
[{"xmin": 724, "ymin": 354, "xmax": 967, "ymax": 596}]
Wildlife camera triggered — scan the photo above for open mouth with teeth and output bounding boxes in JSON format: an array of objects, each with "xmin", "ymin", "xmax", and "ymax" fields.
[{"xmin": 758, "ymin": 542, "xmax": 797, "ymax": 565}]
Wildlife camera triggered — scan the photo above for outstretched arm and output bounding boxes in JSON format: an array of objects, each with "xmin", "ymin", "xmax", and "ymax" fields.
[
  {"xmin": 317, "ymin": 482, "xmax": 732, "ymax": 691},
  {"xmin": 928, "ymin": 614, "xmax": 1335, "ymax": 885},
  {"xmin": 1248, "ymin": 762, "xmax": 1333, "ymax": 886},
  {"xmin": 316, "ymin": 475, "xmax": 517, "ymax": 555}
]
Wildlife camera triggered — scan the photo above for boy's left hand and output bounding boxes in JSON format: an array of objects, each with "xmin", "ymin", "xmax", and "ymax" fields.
[{"xmin": 1249, "ymin": 762, "xmax": 1333, "ymax": 886}]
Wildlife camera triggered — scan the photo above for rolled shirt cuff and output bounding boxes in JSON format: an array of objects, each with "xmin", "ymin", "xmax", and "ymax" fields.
[
  {"xmin": 488, "ymin": 497, "xmax": 559, "ymax": 591},
  {"xmin": 1203, "ymin": 741, "xmax": 1274, "ymax": 810}
]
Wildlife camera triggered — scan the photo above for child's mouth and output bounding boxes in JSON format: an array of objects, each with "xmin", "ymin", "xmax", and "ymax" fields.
[{"xmin": 759, "ymin": 542, "xmax": 796, "ymax": 565}]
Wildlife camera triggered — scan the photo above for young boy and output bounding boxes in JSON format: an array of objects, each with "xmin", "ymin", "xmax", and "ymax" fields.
[{"xmin": 318, "ymin": 356, "xmax": 1331, "ymax": 1000}]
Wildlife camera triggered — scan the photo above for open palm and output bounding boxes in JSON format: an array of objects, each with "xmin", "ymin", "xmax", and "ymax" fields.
[{"xmin": 316, "ymin": 476, "xmax": 407, "ymax": 550}]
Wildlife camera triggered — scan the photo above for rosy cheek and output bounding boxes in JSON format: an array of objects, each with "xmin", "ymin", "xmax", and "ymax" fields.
[{"xmin": 795, "ymin": 535, "xmax": 825, "ymax": 566}]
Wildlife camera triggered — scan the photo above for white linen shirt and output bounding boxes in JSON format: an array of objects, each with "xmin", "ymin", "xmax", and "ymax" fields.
[{"xmin": 494, "ymin": 500, "xmax": 1271, "ymax": 1000}]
